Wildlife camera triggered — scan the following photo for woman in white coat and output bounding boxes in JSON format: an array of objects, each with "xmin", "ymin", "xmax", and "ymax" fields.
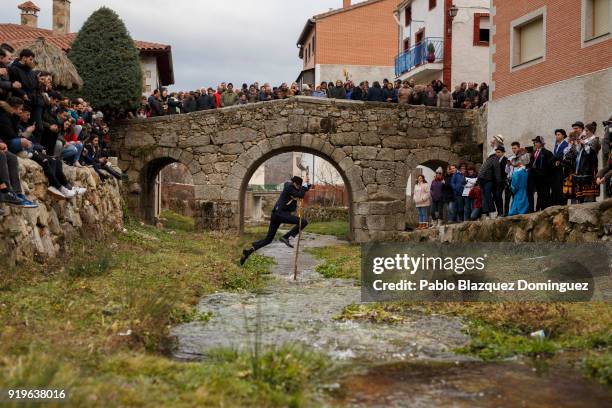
[{"xmin": 414, "ymin": 174, "xmax": 432, "ymax": 229}]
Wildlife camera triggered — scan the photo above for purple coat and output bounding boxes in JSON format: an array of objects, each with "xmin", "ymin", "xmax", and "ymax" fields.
[{"xmin": 430, "ymin": 178, "xmax": 445, "ymax": 202}]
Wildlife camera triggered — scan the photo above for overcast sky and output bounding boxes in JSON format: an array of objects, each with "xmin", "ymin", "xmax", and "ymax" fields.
[{"xmin": 1, "ymin": 0, "xmax": 369, "ymax": 90}]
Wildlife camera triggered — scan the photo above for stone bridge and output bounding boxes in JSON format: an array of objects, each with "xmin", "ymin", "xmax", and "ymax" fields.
[{"xmin": 113, "ymin": 97, "xmax": 483, "ymax": 242}]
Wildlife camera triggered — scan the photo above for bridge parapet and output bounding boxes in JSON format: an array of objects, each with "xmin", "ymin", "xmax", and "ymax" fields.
[{"xmin": 112, "ymin": 96, "xmax": 482, "ymax": 242}]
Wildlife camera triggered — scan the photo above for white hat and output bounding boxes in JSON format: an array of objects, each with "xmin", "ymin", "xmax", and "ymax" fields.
[
  {"xmin": 494, "ymin": 134, "xmax": 504, "ymax": 145},
  {"xmin": 94, "ymin": 111, "xmax": 104, "ymax": 119},
  {"xmin": 435, "ymin": 167, "xmax": 443, "ymax": 174}
]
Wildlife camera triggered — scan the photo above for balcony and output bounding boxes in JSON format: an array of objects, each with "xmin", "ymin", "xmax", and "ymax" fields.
[{"xmin": 395, "ymin": 37, "xmax": 444, "ymax": 78}]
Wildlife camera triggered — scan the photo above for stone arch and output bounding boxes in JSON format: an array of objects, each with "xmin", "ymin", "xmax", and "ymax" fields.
[
  {"xmin": 404, "ymin": 149, "xmax": 459, "ymax": 228},
  {"xmin": 138, "ymin": 147, "xmax": 196, "ymax": 224},
  {"xmin": 233, "ymin": 135, "xmax": 362, "ymax": 241}
]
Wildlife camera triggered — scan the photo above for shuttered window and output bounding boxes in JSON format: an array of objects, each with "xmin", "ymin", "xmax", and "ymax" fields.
[
  {"xmin": 513, "ymin": 16, "xmax": 544, "ymax": 66},
  {"xmin": 586, "ymin": 0, "xmax": 611, "ymax": 40}
]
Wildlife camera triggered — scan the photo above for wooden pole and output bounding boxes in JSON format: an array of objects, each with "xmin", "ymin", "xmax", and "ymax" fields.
[{"xmin": 293, "ymin": 199, "xmax": 303, "ymax": 281}]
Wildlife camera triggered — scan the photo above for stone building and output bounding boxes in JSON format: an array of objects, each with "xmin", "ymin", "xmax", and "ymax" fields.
[
  {"xmin": 394, "ymin": 0, "xmax": 491, "ymax": 86},
  {"xmin": 1, "ymin": 1, "xmax": 174, "ymax": 94},
  {"xmin": 295, "ymin": 0, "xmax": 398, "ymax": 87},
  {"xmin": 487, "ymin": 0, "xmax": 611, "ymax": 149}
]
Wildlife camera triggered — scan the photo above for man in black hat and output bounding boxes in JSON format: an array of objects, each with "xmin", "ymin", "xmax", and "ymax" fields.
[
  {"xmin": 572, "ymin": 121, "xmax": 585, "ymax": 135},
  {"xmin": 529, "ymin": 135, "xmax": 554, "ymax": 211},
  {"xmin": 551, "ymin": 129, "xmax": 569, "ymax": 205},
  {"xmin": 240, "ymin": 175, "xmax": 311, "ymax": 265}
]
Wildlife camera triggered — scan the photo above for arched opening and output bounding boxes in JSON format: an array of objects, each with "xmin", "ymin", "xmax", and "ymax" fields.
[
  {"xmin": 239, "ymin": 147, "xmax": 354, "ymax": 241},
  {"xmin": 140, "ymin": 158, "xmax": 194, "ymax": 226},
  {"xmin": 405, "ymin": 159, "xmax": 451, "ymax": 228}
]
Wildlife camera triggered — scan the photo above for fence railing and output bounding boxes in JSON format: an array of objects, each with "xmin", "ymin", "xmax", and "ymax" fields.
[{"xmin": 395, "ymin": 37, "xmax": 444, "ymax": 77}]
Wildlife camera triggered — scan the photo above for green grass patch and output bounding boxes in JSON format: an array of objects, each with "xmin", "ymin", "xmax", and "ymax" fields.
[
  {"xmin": 582, "ymin": 351, "xmax": 612, "ymax": 385},
  {"xmin": 303, "ymin": 220, "xmax": 349, "ymax": 239},
  {"xmin": 307, "ymin": 244, "xmax": 360, "ymax": 280},
  {"xmin": 245, "ymin": 220, "xmax": 349, "ymax": 240},
  {"xmin": 0, "ymin": 219, "xmax": 319, "ymax": 407},
  {"xmin": 160, "ymin": 210, "xmax": 196, "ymax": 232}
]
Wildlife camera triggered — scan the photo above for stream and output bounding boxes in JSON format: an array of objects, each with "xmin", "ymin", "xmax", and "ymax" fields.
[{"xmin": 172, "ymin": 233, "xmax": 611, "ymax": 407}]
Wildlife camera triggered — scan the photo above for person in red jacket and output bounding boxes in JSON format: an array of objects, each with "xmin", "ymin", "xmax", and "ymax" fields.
[{"xmin": 468, "ymin": 181, "xmax": 482, "ymax": 220}]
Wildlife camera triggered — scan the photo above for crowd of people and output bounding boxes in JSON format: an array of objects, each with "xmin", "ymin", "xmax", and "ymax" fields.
[
  {"xmin": 141, "ymin": 78, "xmax": 489, "ymax": 117},
  {"xmin": 0, "ymin": 43, "xmax": 120, "ymax": 215},
  {"xmin": 413, "ymin": 119, "xmax": 612, "ymax": 229}
]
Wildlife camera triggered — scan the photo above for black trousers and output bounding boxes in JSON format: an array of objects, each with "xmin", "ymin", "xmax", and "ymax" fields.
[
  {"xmin": 504, "ymin": 184, "xmax": 513, "ymax": 217},
  {"xmin": 534, "ymin": 175, "xmax": 551, "ymax": 211},
  {"xmin": 494, "ymin": 182, "xmax": 505, "ymax": 216},
  {"xmin": 252, "ymin": 210, "xmax": 308, "ymax": 251},
  {"xmin": 0, "ymin": 151, "xmax": 22, "ymax": 193},
  {"xmin": 550, "ymin": 166, "xmax": 566, "ymax": 206},
  {"xmin": 31, "ymin": 151, "xmax": 70, "ymax": 190}
]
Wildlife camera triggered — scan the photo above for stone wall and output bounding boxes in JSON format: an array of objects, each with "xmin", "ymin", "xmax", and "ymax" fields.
[
  {"xmin": 398, "ymin": 200, "xmax": 612, "ymax": 243},
  {"xmin": 0, "ymin": 159, "xmax": 123, "ymax": 266},
  {"xmin": 113, "ymin": 96, "xmax": 482, "ymax": 242}
]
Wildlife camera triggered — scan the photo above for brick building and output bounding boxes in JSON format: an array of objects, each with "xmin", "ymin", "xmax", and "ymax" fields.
[
  {"xmin": 487, "ymin": 0, "xmax": 611, "ymax": 149},
  {"xmin": 296, "ymin": 0, "xmax": 398, "ymax": 87},
  {"xmin": 394, "ymin": 0, "xmax": 490, "ymax": 86},
  {"xmin": 1, "ymin": 1, "xmax": 174, "ymax": 93}
]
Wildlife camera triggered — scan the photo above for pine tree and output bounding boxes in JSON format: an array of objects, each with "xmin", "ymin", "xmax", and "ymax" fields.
[{"xmin": 69, "ymin": 7, "xmax": 142, "ymax": 110}]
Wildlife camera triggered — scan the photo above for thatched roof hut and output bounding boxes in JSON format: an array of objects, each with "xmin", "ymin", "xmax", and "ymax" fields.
[{"xmin": 15, "ymin": 37, "xmax": 83, "ymax": 90}]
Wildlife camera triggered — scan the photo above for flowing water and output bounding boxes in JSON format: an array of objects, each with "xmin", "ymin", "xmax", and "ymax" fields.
[{"xmin": 172, "ymin": 233, "xmax": 611, "ymax": 407}]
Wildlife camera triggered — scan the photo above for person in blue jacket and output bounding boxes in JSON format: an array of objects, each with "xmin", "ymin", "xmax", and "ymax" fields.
[
  {"xmin": 240, "ymin": 175, "xmax": 311, "ymax": 265},
  {"xmin": 451, "ymin": 163, "xmax": 467, "ymax": 222},
  {"xmin": 509, "ymin": 152, "xmax": 530, "ymax": 216}
]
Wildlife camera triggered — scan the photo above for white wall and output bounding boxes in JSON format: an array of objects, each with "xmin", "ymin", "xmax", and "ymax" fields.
[
  {"xmin": 317, "ymin": 64, "xmax": 395, "ymax": 85},
  {"xmin": 140, "ymin": 55, "xmax": 160, "ymax": 96},
  {"xmin": 398, "ymin": 0, "xmax": 445, "ymax": 47},
  {"xmin": 249, "ymin": 166, "xmax": 265, "ymax": 185},
  {"xmin": 488, "ymin": 68, "xmax": 612, "ymax": 152},
  {"xmin": 451, "ymin": 0, "xmax": 491, "ymax": 86}
]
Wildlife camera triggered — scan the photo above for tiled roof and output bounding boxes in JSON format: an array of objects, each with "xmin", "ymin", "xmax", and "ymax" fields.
[
  {"xmin": 0, "ymin": 23, "xmax": 170, "ymax": 52},
  {"xmin": 17, "ymin": 1, "xmax": 40, "ymax": 12}
]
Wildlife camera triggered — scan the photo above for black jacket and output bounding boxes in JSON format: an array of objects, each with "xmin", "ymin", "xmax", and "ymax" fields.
[
  {"xmin": 273, "ymin": 181, "xmax": 310, "ymax": 213},
  {"xmin": 367, "ymin": 86, "xmax": 384, "ymax": 102},
  {"xmin": 529, "ymin": 148, "xmax": 553, "ymax": 177},
  {"xmin": 0, "ymin": 101, "xmax": 19, "ymax": 141},
  {"xmin": 8, "ymin": 61, "xmax": 40, "ymax": 105},
  {"xmin": 196, "ymin": 94, "xmax": 216, "ymax": 110},
  {"xmin": 479, "ymin": 154, "xmax": 501, "ymax": 183},
  {"xmin": 148, "ymin": 95, "xmax": 164, "ymax": 117},
  {"xmin": 350, "ymin": 86, "xmax": 363, "ymax": 101}
]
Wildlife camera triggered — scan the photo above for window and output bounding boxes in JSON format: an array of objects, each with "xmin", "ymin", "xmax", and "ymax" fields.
[
  {"xmin": 145, "ymin": 84, "xmax": 151, "ymax": 92},
  {"xmin": 473, "ymin": 13, "xmax": 490, "ymax": 46},
  {"xmin": 429, "ymin": 0, "xmax": 436, "ymax": 10},
  {"xmin": 146, "ymin": 70, "xmax": 152, "ymax": 79},
  {"xmin": 403, "ymin": 38, "xmax": 411, "ymax": 52},
  {"xmin": 585, "ymin": 0, "xmax": 610, "ymax": 41},
  {"xmin": 405, "ymin": 6, "xmax": 412, "ymax": 26},
  {"xmin": 511, "ymin": 10, "xmax": 546, "ymax": 69}
]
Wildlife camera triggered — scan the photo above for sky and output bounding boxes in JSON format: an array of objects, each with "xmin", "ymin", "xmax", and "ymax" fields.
[{"xmin": 0, "ymin": 0, "xmax": 369, "ymax": 90}]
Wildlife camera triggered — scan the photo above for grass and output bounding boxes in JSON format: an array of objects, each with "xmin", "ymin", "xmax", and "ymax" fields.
[
  {"xmin": 0, "ymin": 214, "xmax": 332, "ymax": 407},
  {"xmin": 307, "ymin": 244, "xmax": 360, "ymax": 280}
]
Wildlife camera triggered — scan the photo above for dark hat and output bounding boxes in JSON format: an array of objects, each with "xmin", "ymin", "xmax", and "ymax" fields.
[
  {"xmin": 572, "ymin": 121, "xmax": 585, "ymax": 129},
  {"xmin": 532, "ymin": 136, "xmax": 545, "ymax": 144},
  {"xmin": 495, "ymin": 145, "xmax": 506, "ymax": 153},
  {"xmin": 291, "ymin": 176, "xmax": 303, "ymax": 185}
]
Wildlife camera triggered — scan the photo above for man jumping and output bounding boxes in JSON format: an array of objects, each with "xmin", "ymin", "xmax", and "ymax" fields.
[{"xmin": 240, "ymin": 175, "xmax": 311, "ymax": 265}]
